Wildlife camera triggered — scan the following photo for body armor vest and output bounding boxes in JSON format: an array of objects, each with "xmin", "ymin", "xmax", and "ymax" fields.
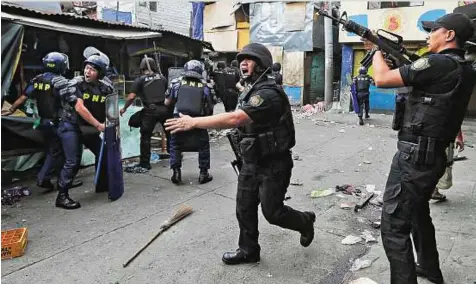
[
  {"xmin": 356, "ymin": 75, "xmax": 371, "ymax": 93},
  {"xmin": 213, "ymin": 70, "xmax": 227, "ymax": 93},
  {"xmin": 175, "ymin": 78, "xmax": 206, "ymax": 117},
  {"xmin": 224, "ymin": 68, "xmax": 238, "ymax": 90},
  {"xmin": 32, "ymin": 74, "xmax": 58, "ymax": 119},
  {"xmin": 239, "ymin": 79, "xmax": 296, "ymax": 156},
  {"xmin": 141, "ymin": 74, "xmax": 167, "ymax": 106},
  {"xmin": 401, "ymin": 54, "xmax": 476, "ymax": 145},
  {"xmin": 77, "ymin": 78, "xmax": 113, "ymax": 124},
  {"xmin": 53, "ymin": 76, "xmax": 80, "ymax": 124}
]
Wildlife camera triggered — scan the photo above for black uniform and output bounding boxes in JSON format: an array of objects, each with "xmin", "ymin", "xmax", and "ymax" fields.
[
  {"xmin": 271, "ymin": 71, "xmax": 283, "ymax": 86},
  {"xmin": 352, "ymin": 73, "xmax": 374, "ymax": 118},
  {"xmin": 130, "ymin": 73, "xmax": 169, "ymax": 167},
  {"xmin": 382, "ymin": 49, "xmax": 476, "ymax": 283},
  {"xmin": 233, "ymin": 77, "xmax": 314, "ymax": 256}
]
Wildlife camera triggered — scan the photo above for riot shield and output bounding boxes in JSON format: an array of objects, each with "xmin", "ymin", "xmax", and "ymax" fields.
[
  {"xmin": 104, "ymin": 93, "xmax": 124, "ymax": 201},
  {"xmin": 83, "ymin": 46, "xmax": 110, "ymax": 66}
]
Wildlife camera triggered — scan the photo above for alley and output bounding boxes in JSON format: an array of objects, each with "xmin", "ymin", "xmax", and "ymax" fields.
[{"xmin": 2, "ymin": 108, "xmax": 476, "ymax": 284}]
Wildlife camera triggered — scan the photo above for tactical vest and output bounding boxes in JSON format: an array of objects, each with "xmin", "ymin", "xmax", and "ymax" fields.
[
  {"xmin": 175, "ymin": 78, "xmax": 206, "ymax": 117},
  {"xmin": 239, "ymin": 79, "xmax": 296, "ymax": 157},
  {"xmin": 78, "ymin": 78, "xmax": 113, "ymax": 124},
  {"xmin": 213, "ymin": 70, "xmax": 227, "ymax": 93},
  {"xmin": 224, "ymin": 68, "xmax": 238, "ymax": 90},
  {"xmin": 401, "ymin": 54, "xmax": 476, "ymax": 145},
  {"xmin": 53, "ymin": 76, "xmax": 79, "ymax": 124},
  {"xmin": 141, "ymin": 74, "xmax": 167, "ymax": 106},
  {"xmin": 356, "ymin": 75, "xmax": 371, "ymax": 93},
  {"xmin": 31, "ymin": 73, "xmax": 58, "ymax": 119}
]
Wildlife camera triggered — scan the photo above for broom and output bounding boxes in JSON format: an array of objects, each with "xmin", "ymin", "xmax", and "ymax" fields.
[{"xmin": 123, "ymin": 205, "xmax": 194, "ymax": 268}]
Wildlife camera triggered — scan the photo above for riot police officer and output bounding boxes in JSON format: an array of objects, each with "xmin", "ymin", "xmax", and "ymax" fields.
[
  {"xmin": 223, "ymin": 62, "xmax": 241, "ymax": 112},
  {"xmin": 55, "ymin": 52, "xmax": 114, "ymax": 209},
  {"xmin": 165, "ymin": 43, "xmax": 316, "ymax": 265},
  {"xmin": 372, "ymin": 13, "xmax": 475, "ymax": 284},
  {"xmin": 352, "ymin": 67, "xmax": 374, "ymax": 125},
  {"xmin": 211, "ymin": 61, "xmax": 227, "ymax": 104},
  {"xmin": 164, "ymin": 60, "xmax": 214, "ymax": 185},
  {"xmin": 2, "ymin": 52, "xmax": 82, "ymax": 191},
  {"xmin": 120, "ymin": 57, "xmax": 169, "ymax": 169},
  {"xmin": 271, "ymin": 62, "xmax": 283, "ymax": 86}
]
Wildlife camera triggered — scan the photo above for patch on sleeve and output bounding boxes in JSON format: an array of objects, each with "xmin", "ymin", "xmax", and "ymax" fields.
[
  {"xmin": 249, "ymin": 95, "xmax": 264, "ymax": 107},
  {"xmin": 410, "ymin": 58, "xmax": 430, "ymax": 71}
]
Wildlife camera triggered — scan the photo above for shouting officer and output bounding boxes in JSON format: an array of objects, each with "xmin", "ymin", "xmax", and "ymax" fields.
[
  {"xmin": 164, "ymin": 43, "xmax": 316, "ymax": 265},
  {"xmin": 55, "ymin": 51, "xmax": 114, "ymax": 209},
  {"xmin": 164, "ymin": 60, "xmax": 214, "ymax": 185},
  {"xmin": 2, "ymin": 52, "xmax": 82, "ymax": 191},
  {"xmin": 120, "ymin": 57, "xmax": 169, "ymax": 169},
  {"xmin": 352, "ymin": 67, "xmax": 374, "ymax": 125},
  {"xmin": 271, "ymin": 62, "xmax": 283, "ymax": 86},
  {"xmin": 372, "ymin": 13, "xmax": 476, "ymax": 284}
]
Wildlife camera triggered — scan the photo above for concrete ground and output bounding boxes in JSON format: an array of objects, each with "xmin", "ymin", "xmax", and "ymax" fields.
[{"xmin": 2, "ymin": 105, "xmax": 476, "ymax": 284}]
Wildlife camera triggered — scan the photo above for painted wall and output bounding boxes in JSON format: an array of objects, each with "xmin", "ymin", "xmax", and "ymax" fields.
[{"xmin": 339, "ymin": 1, "xmax": 459, "ymax": 43}]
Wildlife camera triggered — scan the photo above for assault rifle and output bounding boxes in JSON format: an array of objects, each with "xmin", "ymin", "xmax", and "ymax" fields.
[
  {"xmin": 227, "ymin": 129, "xmax": 242, "ymax": 175},
  {"xmin": 317, "ymin": 9, "xmax": 420, "ymax": 68},
  {"xmin": 152, "ymin": 41, "xmax": 163, "ymax": 76}
]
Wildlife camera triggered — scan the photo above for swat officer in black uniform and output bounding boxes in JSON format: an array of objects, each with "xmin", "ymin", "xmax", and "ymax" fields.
[
  {"xmin": 165, "ymin": 60, "xmax": 214, "ymax": 185},
  {"xmin": 352, "ymin": 67, "xmax": 374, "ymax": 125},
  {"xmin": 271, "ymin": 62, "xmax": 283, "ymax": 86},
  {"xmin": 211, "ymin": 61, "xmax": 227, "ymax": 105},
  {"xmin": 54, "ymin": 52, "xmax": 114, "ymax": 209},
  {"xmin": 120, "ymin": 57, "xmax": 169, "ymax": 169},
  {"xmin": 223, "ymin": 61, "xmax": 241, "ymax": 112},
  {"xmin": 2, "ymin": 52, "xmax": 82, "ymax": 191},
  {"xmin": 372, "ymin": 13, "xmax": 475, "ymax": 284},
  {"xmin": 165, "ymin": 43, "xmax": 316, "ymax": 265}
]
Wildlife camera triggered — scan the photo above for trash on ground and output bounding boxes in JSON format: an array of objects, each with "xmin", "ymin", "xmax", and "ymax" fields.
[
  {"xmin": 371, "ymin": 221, "xmax": 381, "ymax": 229},
  {"xmin": 354, "ymin": 193, "xmax": 376, "ymax": 212},
  {"xmin": 369, "ymin": 124, "xmax": 375, "ymax": 128},
  {"xmin": 284, "ymin": 196, "xmax": 292, "ymax": 201},
  {"xmin": 124, "ymin": 165, "xmax": 149, "ymax": 174},
  {"xmin": 363, "ymin": 160, "xmax": 372, "ymax": 164},
  {"xmin": 361, "ymin": 230, "xmax": 377, "ymax": 243},
  {"xmin": 150, "ymin": 152, "xmax": 161, "ymax": 164},
  {"xmin": 1, "ymin": 227, "xmax": 28, "ymax": 260},
  {"xmin": 310, "ymin": 189, "xmax": 334, "ymax": 198},
  {"xmin": 340, "ymin": 202, "xmax": 353, "ymax": 210},
  {"xmin": 349, "ymin": 277, "xmax": 378, "ymax": 284},
  {"xmin": 341, "ymin": 235, "xmax": 362, "ymax": 245},
  {"xmin": 335, "ymin": 184, "xmax": 361, "ymax": 195},
  {"xmin": 1, "ymin": 186, "xmax": 31, "ymax": 205},
  {"xmin": 367, "ymin": 146, "xmax": 373, "ymax": 151},
  {"xmin": 339, "ymin": 129, "xmax": 346, "ymax": 133},
  {"xmin": 290, "ymin": 179, "xmax": 303, "ymax": 186},
  {"xmin": 350, "ymin": 257, "xmax": 379, "ymax": 272},
  {"xmin": 293, "ymin": 154, "xmax": 302, "ymax": 161}
]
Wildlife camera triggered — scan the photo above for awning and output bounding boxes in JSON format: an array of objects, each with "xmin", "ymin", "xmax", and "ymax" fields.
[{"xmin": 1, "ymin": 11, "xmax": 162, "ymax": 40}]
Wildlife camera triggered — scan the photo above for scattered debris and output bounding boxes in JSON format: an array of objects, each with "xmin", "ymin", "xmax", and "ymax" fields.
[
  {"xmin": 267, "ymin": 273, "xmax": 273, "ymax": 278},
  {"xmin": 371, "ymin": 221, "xmax": 381, "ymax": 229},
  {"xmin": 340, "ymin": 202, "xmax": 353, "ymax": 210},
  {"xmin": 361, "ymin": 230, "xmax": 377, "ymax": 243},
  {"xmin": 150, "ymin": 152, "xmax": 161, "ymax": 164},
  {"xmin": 310, "ymin": 189, "xmax": 334, "ymax": 198},
  {"xmin": 350, "ymin": 257, "xmax": 379, "ymax": 272},
  {"xmin": 369, "ymin": 124, "xmax": 375, "ymax": 128},
  {"xmin": 339, "ymin": 129, "xmax": 346, "ymax": 133},
  {"xmin": 363, "ymin": 160, "xmax": 372, "ymax": 164},
  {"xmin": 341, "ymin": 235, "xmax": 362, "ymax": 245},
  {"xmin": 349, "ymin": 277, "xmax": 378, "ymax": 284},
  {"xmin": 354, "ymin": 193, "xmax": 376, "ymax": 212},
  {"xmin": 1, "ymin": 186, "xmax": 31, "ymax": 205},
  {"xmin": 357, "ymin": 217, "xmax": 368, "ymax": 224},
  {"xmin": 293, "ymin": 154, "xmax": 302, "ymax": 161},
  {"xmin": 335, "ymin": 184, "xmax": 361, "ymax": 195},
  {"xmin": 124, "ymin": 165, "xmax": 149, "ymax": 174},
  {"xmin": 284, "ymin": 196, "xmax": 292, "ymax": 201},
  {"xmin": 290, "ymin": 179, "xmax": 303, "ymax": 186},
  {"xmin": 367, "ymin": 146, "xmax": 373, "ymax": 151}
]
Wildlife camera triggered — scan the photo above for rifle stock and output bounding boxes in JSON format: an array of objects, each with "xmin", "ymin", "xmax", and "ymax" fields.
[{"xmin": 226, "ymin": 130, "xmax": 242, "ymax": 175}]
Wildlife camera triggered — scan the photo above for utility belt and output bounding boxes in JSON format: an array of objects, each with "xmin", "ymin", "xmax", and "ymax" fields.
[
  {"xmin": 238, "ymin": 130, "xmax": 285, "ymax": 162},
  {"xmin": 397, "ymin": 136, "xmax": 446, "ymax": 166}
]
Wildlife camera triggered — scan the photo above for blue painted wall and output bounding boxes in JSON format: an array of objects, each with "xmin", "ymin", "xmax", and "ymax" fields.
[
  {"xmin": 340, "ymin": 44, "xmax": 354, "ymax": 110},
  {"xmin": 369, "ymin": 86, "xmax": 396, "ymax": 111},
  {"xmin": 283, "ymin": 86, "xmax": 302, "ymax": 105}
]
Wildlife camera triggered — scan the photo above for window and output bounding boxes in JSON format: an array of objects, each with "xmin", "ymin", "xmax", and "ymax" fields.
[
  {"xmin": 149, "ymin": 1, "xmax": 157, "ymax": 12},
  {"xmin": 139, "ymin": 1, "xmax": 146, "ymax": 7},
  {"xmin": 368, "ymin": 1, "xmax": 424, "ymax": 9}
]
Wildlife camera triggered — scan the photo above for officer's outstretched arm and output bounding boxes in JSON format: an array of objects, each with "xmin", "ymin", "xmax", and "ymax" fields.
[
  {"xmin": 75, "ymin": 98, "xmax": 104, "ymax": 131},
  {"xmin": 165, "ymin": 110, "xmax": 252, "ymax": 134},
  {"xmin": 2, "ymin": 95, "xmax": 28, "ymax": 115},
  {"xmin": 120, "ymin": 92, "xmax": 137, "ymax": 115},
  {"xmin": 372, "ymin": 51, "xmax": 404, "ymax": 88}
]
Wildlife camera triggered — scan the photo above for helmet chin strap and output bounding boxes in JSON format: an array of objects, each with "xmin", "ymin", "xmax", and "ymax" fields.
[{"xmin": 241, "ymin": 66, "xmax": 269, "ymax": 83}]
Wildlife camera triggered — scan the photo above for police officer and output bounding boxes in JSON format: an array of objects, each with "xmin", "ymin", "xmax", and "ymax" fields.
[
  {"xmin": 2, "ymin": 52, "xmax": 82, "ymax": 191},
  {"xmin": 271, "ymin": 62, "xmax": 283, "ymax": 86},
  {"xmin": 372, "ymin": 13, "xmax": 475, "ymax": 284},
  {"xmin": 352, "ymin": 67, "xmax": 374, "ymax": 125},
  {"xmin": 164, "ymin": 43, "xmax": 316, "ymax": 264},
  {"xmin": 164, "ymin": 60, "xmax": 214, "ymax": 185},
  {"xmin": 223, "ymin": 61, "xmax": 241, "ymax": 112},
  {"xmin": 120, "ymin": 57, "xmax": 169, "ymax": 169},
  {"xmin": 211, "ymin": 61, "xmax": 227, "ymax": 104},
  {"xmin": 55, "ymin": 52, "xmax": 113, "ymax": 209}
]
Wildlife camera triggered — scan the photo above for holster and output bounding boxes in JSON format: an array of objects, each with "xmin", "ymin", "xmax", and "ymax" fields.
[
  {"xmin": 239, "ymin": 137, "xmax": 258, "ymax": 163},
  {"xmin": 257, "ymin": 131, "xmax": 277, "ymax": 157},
  {"xmin": 392, "ymin": 93, "xmax": 406, "ymax": 131}
]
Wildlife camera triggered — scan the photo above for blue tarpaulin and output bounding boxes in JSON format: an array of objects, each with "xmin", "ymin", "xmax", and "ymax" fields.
[
  {"xmin": 191, "ymin": 2, "xmax": 204, "ymax": 41},
  {"xmin": 101, "ymin": 8, "xmax": 132, "ymax": 24}
]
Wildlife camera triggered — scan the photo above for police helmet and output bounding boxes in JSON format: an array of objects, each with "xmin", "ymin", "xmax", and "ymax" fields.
[
  {"xmin": 217, "ymin": 61, "xmax": 226, "ymax": 69},
  {"xmin": 231, "ymin": 60, "xmax": 239, "ymax": 68},
  {"xmin": 42, "ymin": 52, "xmax": 69, "ymax": 75},
  {"xmin": 140, "ymin": 57, "xmax": 158, "ymax": 72},
  {"xmin": 272, "ymin": 62, "xmax": 281, "ymax": 72},
  {"xmin": 359, "ymin": 67, "xmax": 367, "ymax": 75},
  {"xmin": 182, "ymin": 60, "xmax": 204, "ymax": 79},
  {"xmin": 236, "ymin": 43, "xmax": 273, "ymax": 70},
  {"xmin": 84, "ymin": 54, "xmax": 109, "ymax": 78}
]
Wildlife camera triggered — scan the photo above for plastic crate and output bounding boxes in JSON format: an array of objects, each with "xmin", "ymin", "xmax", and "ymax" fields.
[{"xmin": 1, "ymin": 228, "xmax": 28, "ymax": 260}]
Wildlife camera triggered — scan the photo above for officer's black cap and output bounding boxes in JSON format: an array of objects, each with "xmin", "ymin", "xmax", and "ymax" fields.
[{"xmin": 422, "ymin": 12, "xmax": 475, "ymax": 43}]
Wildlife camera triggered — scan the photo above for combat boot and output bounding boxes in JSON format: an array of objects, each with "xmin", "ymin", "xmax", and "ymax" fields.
[
  {"xmin": 415, "ymin": 264, "xmax": 444, "ymax": 284},
  {"xmin": 55, "ymin": 192, "xmax": 81, "ymax": 210},
  {"xmin": 198, "ymin": 169, "xmax": 213, "ymax": 184},
  {"xmin": 171, "ymin": 168, "xmax": 182, "ymax": 184},
  {"xmin": 365, "ymin": 113, "xmax": 370, "ymax": 119},
  {"xmin": 222, "ymin": 249, "xmax": 260, "ymax": 265},
  {"xmin": 300, "ymin": 211, "xmax": 316, "ymax": 247},
  {"xmin": 359, "ymin": 117, "xmax": 364, "ymax": 125}
]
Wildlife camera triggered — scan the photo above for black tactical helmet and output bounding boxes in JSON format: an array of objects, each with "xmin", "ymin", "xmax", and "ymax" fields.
[
  {"xmin": 231, "ymin": 60, "xmax": 239, "ymax": 68},
  {"xmin": 84, "ymin": 54, "xmax": 108, "ymax": 78},
  {"xmin": 43, "ymin": 52, "xmax": 69, "ymax": 75},
  {"xmin": 272, "ymin": 62, "xmax": 281, "ymax": 72},
  {"xmin": 359, "ymin": 67, "xmax": 367, "ymax": 74},
  {"xmin": 217, "ymin": 61, "xmax": 226, "ymax": 69},
  {"xmin": 236, "ymin": 43, "xmax": 273, "ymax": 70},
  {"xmin": 140, "ymin": 57, "xmax": 158, "ymax": 72}
]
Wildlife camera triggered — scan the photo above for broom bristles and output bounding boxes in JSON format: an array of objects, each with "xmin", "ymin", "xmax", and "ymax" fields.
[{"xmin": 162, "ymin": 205, "xmax": 194, "ymax": 229}]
